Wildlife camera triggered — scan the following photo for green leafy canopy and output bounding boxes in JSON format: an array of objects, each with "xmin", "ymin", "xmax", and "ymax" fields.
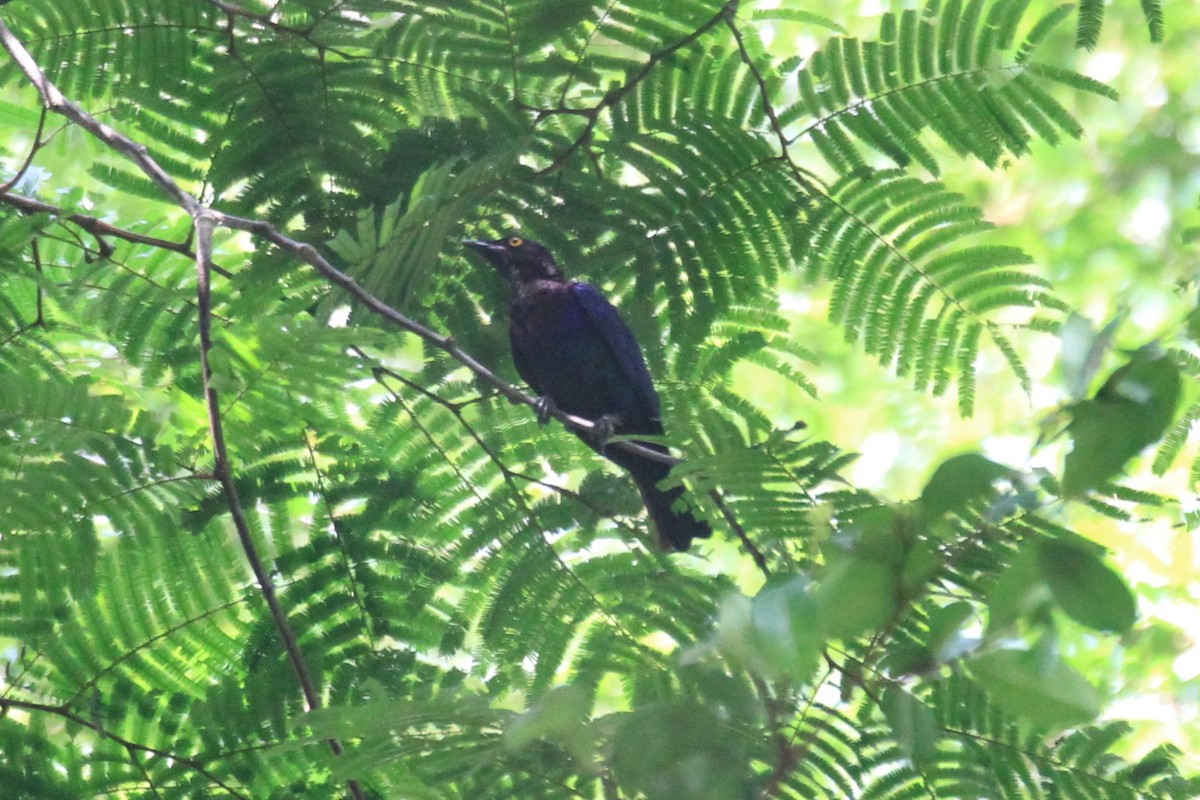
[{"xmin": 0, "ymin": 1, "xmax": 1196, "ymax": 799}]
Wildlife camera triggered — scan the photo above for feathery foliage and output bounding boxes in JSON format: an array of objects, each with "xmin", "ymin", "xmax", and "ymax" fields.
[{"xmin": 0, "ymin": 0, "xmax": 1196, "ymax": 798}]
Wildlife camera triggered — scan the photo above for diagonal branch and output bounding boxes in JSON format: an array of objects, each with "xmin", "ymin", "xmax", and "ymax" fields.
[
  {"xmin": 0, "ymin": 695, "xmax": 251, "ymax": 800},
  {"xmin": 0, "ymin": 191, "xmax": 235, "ymax": 278},
  {"xmin": 530, "ymin": 0, "xmax": 741, "ymax": 175},
  {"xmin": 0, "ymin": 18, "xmax": 364, "ymax": 799},
  {"xmin": 0, "ymin": 17, "xmax": 680, "ymax": 470},
  {"xmin": 193, "ymin": 215, "xmax": 365, "ymax": 800},
  {"xmin": 724, "ymin": 12, "xmax": 819, "ymax": 196},
  {"xmin": 0, "ymin": 14, "xmax": 724, "ymax": 544}
]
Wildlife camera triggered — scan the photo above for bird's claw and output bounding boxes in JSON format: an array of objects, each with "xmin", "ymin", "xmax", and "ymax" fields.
[
  {"xmin": 533, "ymin": 396, "xmax": 556, "ymax": 426},
  {"xmin": 590, "ymin": 414, "xmax": 621, "ymax": 449}
]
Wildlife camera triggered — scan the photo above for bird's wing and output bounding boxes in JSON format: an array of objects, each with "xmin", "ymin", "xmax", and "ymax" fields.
[
  {"xmin": 570, "ymin": 282, "xmax": 662, "ymax": 422},
  {"xmin": 508, "ymin": 327, "xmax": 544, "ymax": 395}
]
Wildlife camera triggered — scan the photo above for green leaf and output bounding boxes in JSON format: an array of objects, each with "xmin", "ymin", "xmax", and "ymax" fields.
[
  {"xmin": 749, "ymin": 577, "xmax": 824, "ymax": 681},
  {"xmin": 986, "ymin": 548, "xmax": 1051, "ymax": 633},
  {"xmin": 971, "ymin": 647, "xmax": 1101, "ymax": 729},
  {"xmin": 715, "ymin": 577, "xmax": 824, "ymax": 682},
  {"xmin": 901, "ymin": 538, "xmax": 942, "ymax": 593},
  {"xmin": 882, "ymin": 686, "xmax": 938, "ymax": 767},
  {"xmin": 504, "ymin": 684, "xmax": 593, "ymax": 761},
  {"xmin": 920, "ymin": 452, "xmax": 1012, "ymax": 518},
  {"xmin": 926, "ymin": 601, "xmax": 978, "ymax": 662},
  {"xmin": 1185, "ymin": 303, "xmax": 1200, "ymax": 344},
  {"xmin": 611, "ymin": 703, "xmax": 748, "ymax": 800},
  {"xmin": 1059, "ymin": 312, "xmax": 1119, "ymax": 400},
  {"xmin": 752, "ymin": 8, "xmax": 846, "ymax": 34},
  {"xmin": 1062, "ymin": 353, "xmax": 1182, "ymax": 494},
  {"xmin": 881, "ymin": 643, "xmax": 937, "ymax": 677},
  {"xmin": 816, "ymin": 558, "xmax": 898, "ymax": 640},
  {"xmin": 843, "ymin": 506, "xmax": 907, "ymax": 566},
  {"xmin": 1038, "ymin": 539, "xmax": 1137, "ymax": 633}
]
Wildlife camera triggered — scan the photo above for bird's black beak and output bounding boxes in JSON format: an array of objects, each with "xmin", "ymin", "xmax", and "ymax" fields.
[
  {"xmin": 463, "ymin": 239, "xmax": 511, "ymax": 278},
  {"xmin": 463, "ymin": 239, "xmax": 502, "ymax": 261}
]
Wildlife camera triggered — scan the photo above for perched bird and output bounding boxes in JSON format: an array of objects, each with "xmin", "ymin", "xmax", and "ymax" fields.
[{"xmin": 464, "ymin": 235, "xmax": 712, "ymax": 551}]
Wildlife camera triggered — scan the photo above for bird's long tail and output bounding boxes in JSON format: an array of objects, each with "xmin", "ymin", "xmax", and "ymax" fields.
[{"xmin": 632, "ymin": 467, "xmax": 712, "ymax": 552}]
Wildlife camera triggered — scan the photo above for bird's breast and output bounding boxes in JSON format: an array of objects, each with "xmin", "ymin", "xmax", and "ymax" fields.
[
  {"xmin": 509, "ymin": 284, "xmax": 619, "ymax": 415},
  {"xmin": 511, "ymin": 283, "xmax": 588, "ymax": 346}
]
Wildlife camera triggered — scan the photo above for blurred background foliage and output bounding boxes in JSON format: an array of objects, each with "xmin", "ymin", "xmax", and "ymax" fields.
[{"xmin": 777, "ymin": 0, "xmax": 1200, "ymax": 762}]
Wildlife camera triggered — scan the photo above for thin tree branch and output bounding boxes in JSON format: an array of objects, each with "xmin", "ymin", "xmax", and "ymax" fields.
[
  {"xmin": 0, "ymin": 13, "xmax": 679, "ymax": 470},
  {"xmin": 194, "ymin": 212, "xmax": 364, "ymax": 800},
  {"xmin": 126, "ymin": 745, "xmax": 166, "ymax": 800},
  {"xmin": 530, "ymin": 0, "xmax": 741, "ymax": 175},
  {"xmin": 710, "ymin": 489, "xmax": 770, "ymax": 577},
  {"xmin": 0, "ymin": 696, "xmax": 251, "ymax": 800},
  {"xmin": 0, "ymin": 190, "xmax": 234, "ymax": 278},
  {"xmin": 723, "ymin": 12, "xmax": 819, "ymax": 196},
  {"xmin": 0, "ymin": 103, "xmax": 45, "ymax": 193}
]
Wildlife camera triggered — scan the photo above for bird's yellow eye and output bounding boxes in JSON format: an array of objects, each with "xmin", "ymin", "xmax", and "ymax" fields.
[{"xmin": 508, "ymin": 237, "xmax": 524, "ymax": 248}]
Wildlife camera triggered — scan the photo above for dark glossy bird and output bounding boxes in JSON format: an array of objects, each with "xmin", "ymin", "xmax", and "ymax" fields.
[{"xmin": 464, "ymin": 235, "xmax": 712, "ymax": 551}]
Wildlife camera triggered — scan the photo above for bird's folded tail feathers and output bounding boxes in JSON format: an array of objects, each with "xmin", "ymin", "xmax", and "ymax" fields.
[{"xmin": 634, "ymin": 474, "xmax": 712, "ymax": 552}]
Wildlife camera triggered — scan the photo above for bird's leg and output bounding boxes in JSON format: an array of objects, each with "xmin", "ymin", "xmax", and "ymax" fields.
[
  {"xmin": 533, "ymin": 395, "xmax": 558, "ymax": 426},
  {"xmin": 590, "ymin": 414, "xmax": 622, "ymax": 451}
]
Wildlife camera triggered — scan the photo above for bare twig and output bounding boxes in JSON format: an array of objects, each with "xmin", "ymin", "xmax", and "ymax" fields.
[
  {"xmin": 0, "ymin": 192, "xmax": 235, "ymax": 278},
  {"xmin": 0, "ymin": 696, "xmax": 251, "ymax": 800},
  {"xmin": 195, "ymin": 213, "xmax": 364, "ymax": 800},
  {"xmin": 710, "ymin": 489, "xmax": 769, "ymax": 577},
  {"xmin": 0, "ymin": 103, "xmax": 45, "ymax": 193},
  {"xmin": 530, "ymin": 0, "xmax": 741, "ymax": 175},
  {"xmin": 723, "ymin": 12, "xmax": 819, "ymax": 196}
]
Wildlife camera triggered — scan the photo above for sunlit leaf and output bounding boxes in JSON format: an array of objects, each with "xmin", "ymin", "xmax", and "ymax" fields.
[{"xmin": 972, "ymin": 647, "xmax": 1101, "ymax": 729}]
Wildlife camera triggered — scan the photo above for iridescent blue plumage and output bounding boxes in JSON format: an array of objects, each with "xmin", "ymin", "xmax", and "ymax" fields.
[{"xmin": 464, "ymin": 236, "xmax": 712, "ymax": 551}]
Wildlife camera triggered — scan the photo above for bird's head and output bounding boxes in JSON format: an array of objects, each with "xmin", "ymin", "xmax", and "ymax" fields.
[{"xmin": 463, "ymin": 236, "xmax": 563, "ymax": 284}]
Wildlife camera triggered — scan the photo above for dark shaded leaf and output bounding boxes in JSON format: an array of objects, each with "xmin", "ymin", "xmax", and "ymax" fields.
[
  {"xmin": 920, "ymin": 453, "xmax": 1013, "ymax": 518},
  {"xmin": 1038, "ymin": 539, "xmax": 1137, "ymax": 633},
  {"xmin": 882, "ymin": 686, "xmax": 938, "ymax": 767},
  {"xmin": 1063, "ymin": 354, "xmax": 1181, "ymax": 494}
]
